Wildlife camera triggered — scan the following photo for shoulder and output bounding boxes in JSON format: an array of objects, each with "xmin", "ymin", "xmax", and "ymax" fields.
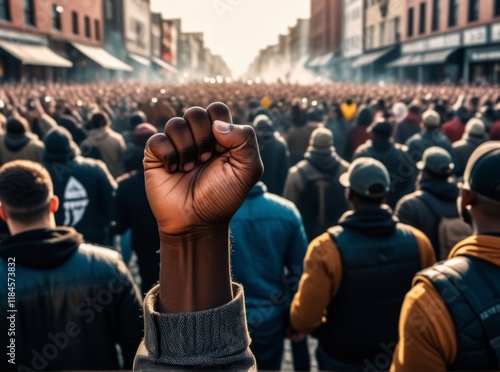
[
  {"xmin": 76, "ymin": 244, "xmax": 129, "ymax": 276},
  {"xmin": 264, "ymin": 192, "xmax": 302, "ymax": 217},
  {"xmin": 397, "ymin": 191, "xmax": 424, "ymax": 210}
]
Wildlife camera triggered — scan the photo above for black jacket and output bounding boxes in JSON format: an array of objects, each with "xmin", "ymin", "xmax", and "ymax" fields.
[
  {"xmin": 396, "ymin": 179, "xmax": 460, "ymax": 259},
  {"xmin": 113, "ymin": 170, "xmax": 160, "ymax": 294},
  {"xmin": 0, "ymin": 227, "xmax": 143, "ymax": 371}
]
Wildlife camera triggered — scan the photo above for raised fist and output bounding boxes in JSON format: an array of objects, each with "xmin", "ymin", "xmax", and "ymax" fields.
[{"xmin": 144, "ymin": 102, "xmax": 263, "ymax": 236}]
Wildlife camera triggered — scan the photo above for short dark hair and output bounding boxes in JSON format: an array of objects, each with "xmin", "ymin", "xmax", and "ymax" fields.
[
  {"xmin": 0, "ymin": 161, "xmax": 53, "ymax": 223},
  {"xmin": 351, "ymin": 189, "xmax": 386, "ymax": 206}
]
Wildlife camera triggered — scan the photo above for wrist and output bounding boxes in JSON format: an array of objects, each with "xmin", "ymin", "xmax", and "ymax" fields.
[{"xmin": 158, "ymin": 224, "xmax": 233, "ymax": 313}]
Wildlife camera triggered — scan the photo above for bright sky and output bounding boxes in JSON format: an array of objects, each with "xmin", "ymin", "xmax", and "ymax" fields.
[{"xmin": 150, "ymin": 0, "xmax": 311, "ymax": 77}]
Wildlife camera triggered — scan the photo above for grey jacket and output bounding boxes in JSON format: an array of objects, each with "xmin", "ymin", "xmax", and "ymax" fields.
[{"xmin": 134, "ymin": 284, "xmax": 256, "ymax": 371}]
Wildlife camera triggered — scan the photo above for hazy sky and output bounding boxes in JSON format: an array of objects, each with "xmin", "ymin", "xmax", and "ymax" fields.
[{"xmin": 150, "ymin": 0, "xmax": 311, "ymax": 77}]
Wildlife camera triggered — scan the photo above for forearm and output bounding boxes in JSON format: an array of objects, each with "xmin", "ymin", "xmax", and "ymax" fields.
[{"xmin": 158, "ymin": 224, "xmax": 233, "ymax": 313}]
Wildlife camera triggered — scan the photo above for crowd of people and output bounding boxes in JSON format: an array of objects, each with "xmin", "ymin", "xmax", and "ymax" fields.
[{"xmin": 0, "ymin": 81, "xmax": 499, "ymax": 371}]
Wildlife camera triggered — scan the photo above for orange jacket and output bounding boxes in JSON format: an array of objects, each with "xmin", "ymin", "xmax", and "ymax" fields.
[
  {"xmin": 390, "ymin": 235, "xmax": 500, "ymax": 372},
  {"xmin": 290, "ymin": 227, "xmax": 435, "ymax": 334}
]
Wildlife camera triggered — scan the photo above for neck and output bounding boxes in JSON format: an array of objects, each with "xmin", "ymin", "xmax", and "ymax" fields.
[{"xmin": 8, "ymin": 216, "xmax": 56, "ymax": 236}]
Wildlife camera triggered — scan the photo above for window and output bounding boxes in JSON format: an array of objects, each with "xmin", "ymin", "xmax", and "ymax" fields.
[
  {"xmin": 419, "ymin": 2, "xmax": 426, "ymax": 34},
  {"xmin": 408, "ymin": 7, "xmax": 414, "ymax": 37},
  {"xmin": 24, "ymin": 0, "xmax": 35, "ymax": 26},
  {"xmin": 449, "ymin": 0, "xmax": 459, "ymax": 27},
  {"xmin": 468, "ymin": 0, "xmax": 480, "ymax": 22},
  {"xmin": 432, "ymin": 0, "xmax": 440, "ymax": 31},
  {"xmin": 0, "ymin": 0, "xmax": 10, "ymax": 21},
  {"xmin": 94, "ymin": 19, "xmax": 100, "ymax": 41},
  {"xmin": 52, "ymin": 4, "xmax": 62, "ymax": 31},
  {"xmin": 72, "ymin": 11, "xmax": 78, "ymax": 34},
  {"xmin": 84, "ymin": 16, "xmax": 90, "ymax": 38}
]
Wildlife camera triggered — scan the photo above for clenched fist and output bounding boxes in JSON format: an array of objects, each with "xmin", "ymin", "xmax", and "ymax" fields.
[{"xmin": 144, "ymin": 102, "xmax": 263, "ymax": 236}]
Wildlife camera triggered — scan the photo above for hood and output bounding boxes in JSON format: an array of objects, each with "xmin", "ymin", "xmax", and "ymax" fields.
[
  {"xmin": 0, "ymin": 227, "xmax": 82, "ymax": 269},
  {"xmin": 304, "ymin": 149, "xmax": 344, "ymax": 173},
  {"xmin": 355, "ymin": 107, "xmax": 374, "ymax": 127},
  {"xmin": 3, "ymin": 134, "xmax": 30, "ymax": 152},
  {"xmin": 339, "ymin": 206, "xmax": 397, "ymax": 237},
  {"xmin": 419, "ymin": 180, "xmax": 459, "ymax": 202},
  {"xmin": 449, "ymin": 235, "xmax": 500, "ymax": 266},
  {"xmin": 463, "ymin": 133, "xmax": 489, "ymax": 145}
]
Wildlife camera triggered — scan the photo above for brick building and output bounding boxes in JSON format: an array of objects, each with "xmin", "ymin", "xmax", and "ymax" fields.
[
  {"xmin": 308, "ymin": 0, "xmax": 343, "ymax": 79},
  {"xmin": 0, "ymin": 0, "xmax": 131, "ymax": 82},
  {"xmin": 391, "ymin": 0, "xmax": 500, "ymax": 83}
]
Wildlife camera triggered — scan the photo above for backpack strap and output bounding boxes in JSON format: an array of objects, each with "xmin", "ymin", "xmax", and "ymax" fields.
[
  {"xmin": 327, "ymin": 226, "xmax": 344, "ymax": 246},
  {"xmin": 420, "ymin": 256, "xmax": 500, "ymax": 367}
]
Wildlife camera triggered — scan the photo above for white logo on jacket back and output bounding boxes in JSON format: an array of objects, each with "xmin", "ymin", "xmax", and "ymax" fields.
[{"xmin": 63, "ymin": 177, "xmax": 89, "ymax": 226}]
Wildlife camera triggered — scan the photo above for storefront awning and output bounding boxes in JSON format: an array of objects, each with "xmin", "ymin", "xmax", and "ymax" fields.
[
  {"xmin": 387, "ymin": 54, "xmax": 419, "ymax": 68},
  {"xmin": 420, "ymin": 49, "xmax": 457, "ymax": 65},
  {"xmin": 351, "ymin": 47, "xmax": 395, "ymax": 68},
  {"xmin": 152, "ymin": 57, "xmax": 178, "ymax": 73},
  {"xmin": 387, "ymin": 48, "xmax": 457, "ymax": 67},
  {"xmin": 307, "ymin": 55, "xmax": 323, "ymax": 68},
  {"xmin": 316, "ymin": 52, "xmax": 335, "ymax": 67},
  {"xmin": 129, "ymin": 53, "xmax": 151, "ymax": 67},
  {"xmin": 71, "ymin": 42, "xmax": 132, "ymax": 71},
  {"xmin": 0, "ymin": 40, "xmax": 73, "ymax": 67}
]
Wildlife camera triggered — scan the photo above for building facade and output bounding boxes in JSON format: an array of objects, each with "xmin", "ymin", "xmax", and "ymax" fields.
[
  {"xmin": 289, "ymin": 18, "xmax": 310, "ymax": 67},
  {"xmin": 353, "ymin": 0, "xmax": 402, "ymax": 82},
  {"xmin": 0, "ymin": 0, "xmax": 106, "ymax": 82},
  {"xmin": 341, "ymin": 0, "xmax": 364, "ymax": 81},
  {"xmin": 393, "ymin": 0, "xmax": 500, "ymax": 83}
]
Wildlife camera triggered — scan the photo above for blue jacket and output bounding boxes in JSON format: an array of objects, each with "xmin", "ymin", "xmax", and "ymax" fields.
[{"xmin": 230, "ymin": 183, "xmax": 308, "ymax": 325}]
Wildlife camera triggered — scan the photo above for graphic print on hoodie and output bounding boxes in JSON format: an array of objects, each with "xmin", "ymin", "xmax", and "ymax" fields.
[{"xmin": 63, "ymin": 176, "xmax": 89, "ymax": 226}]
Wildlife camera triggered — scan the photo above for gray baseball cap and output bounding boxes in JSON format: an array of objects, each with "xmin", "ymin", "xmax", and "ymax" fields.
[
  {"xmin": 417, "ymin": 147, "xmax": 454, "ymax": 175},
  {"xmin": 339, "ymin": 157, "xmax": 391, "ymax": 197}
]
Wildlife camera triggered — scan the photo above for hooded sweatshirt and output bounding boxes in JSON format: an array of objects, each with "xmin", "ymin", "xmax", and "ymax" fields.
[
  {"xmin": 0, "ymin": 133, "xmax": 44, "ymax": 165},
  {"xmin": 0, "ymin": 227, "xmax": 80, "ymax": 268},
  {"xmin": 391, "ymin": 235, "xmax": 500, "ymax": 372}
]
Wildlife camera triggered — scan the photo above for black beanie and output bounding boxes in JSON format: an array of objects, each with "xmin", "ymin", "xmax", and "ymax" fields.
[
  {"xmin": 6, "ymin": 119, "xmax": 26, "ymax": 135},
  {"xmin": 43, "ymin": 127, "xmax": 76, "ymax": 163}
]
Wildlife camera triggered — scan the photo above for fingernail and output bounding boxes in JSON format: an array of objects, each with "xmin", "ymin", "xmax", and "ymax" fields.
[
  {"xmin": 169, "ymin": 164, "xmax": 178, "ymax": 172},
  {"xmin": 214, "ymin": 120, "xmax": 231, "ymax": 134},
  {"xmin": 184, "ymin": 162, "xmax": 195, "ymax": 172},
  {"xmin": 200, "ymin": 152, "xmax": 212, "ymax": 162}
]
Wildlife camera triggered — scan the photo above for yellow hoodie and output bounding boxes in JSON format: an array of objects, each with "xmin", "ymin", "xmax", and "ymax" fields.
[
  {"xmin": 341, "ymin": 102, "xmax": 358, "ymax": 122},
  {"xmin": 391, "ymin": 235, "xmax": 500, "ymax": 372}
]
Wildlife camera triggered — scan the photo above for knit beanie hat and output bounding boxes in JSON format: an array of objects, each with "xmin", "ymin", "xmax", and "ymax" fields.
[
  {"xmin": 43, "ymin": 127, "xmax": 77, "ymax": 163},
  {"xmin": 134, "ymin": 123, "xmax": 157, "ymax": 147},
  {"xmin": 6, "ymin": 118, "xmax": 27, "ymax": 135},
  {"xmin": 307, "ymin": 127, "xmax": 334, "ymax": 154}
]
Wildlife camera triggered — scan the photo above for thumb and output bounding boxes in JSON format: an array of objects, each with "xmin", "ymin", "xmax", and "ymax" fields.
[{"xmin": 212, "ymin": 120, "xmax": 263, "ymax": 173}]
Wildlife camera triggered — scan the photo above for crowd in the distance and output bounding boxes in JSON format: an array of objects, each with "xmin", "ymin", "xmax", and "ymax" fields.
[{"xmin": 0, "ymin": 81, "xmax": 499, "ymax": 371}]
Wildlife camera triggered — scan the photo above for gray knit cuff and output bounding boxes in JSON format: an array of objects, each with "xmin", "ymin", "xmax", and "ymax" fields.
[{"xmin": 134, "ymin": 283, "xmax": 256, "ymax": 371}]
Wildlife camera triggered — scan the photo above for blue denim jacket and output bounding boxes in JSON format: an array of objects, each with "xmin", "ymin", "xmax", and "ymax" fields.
[{"xmin": 230, "ymin": 182, "xmax": 308, "ymax": 326}]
